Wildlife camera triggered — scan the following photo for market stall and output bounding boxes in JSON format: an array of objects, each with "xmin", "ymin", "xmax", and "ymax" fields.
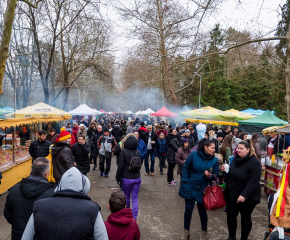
[
  {"xmin": 151, "ymin": 106, "xmax": 178, "ymax": 118},
  {"xmin": 0, "ymin": 115, "xmax": 71, "ymax": 194},
  {"xmin": 185, "ymin": 118, "xmax": 239, "ymax": 126},
  {"xmin": 262, "ymin": 124, "xmax": 290, "ymax": 196}
]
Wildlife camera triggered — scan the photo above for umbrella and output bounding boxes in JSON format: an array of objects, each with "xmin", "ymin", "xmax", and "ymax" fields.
[{"xmin": 180, "ymin": 106, "xmax": 234, "ymax": 120}]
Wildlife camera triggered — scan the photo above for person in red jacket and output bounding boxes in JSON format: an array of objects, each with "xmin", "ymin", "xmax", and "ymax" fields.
[{"xmin": 105, "ymin": 191, "xmax": 140, "ymax": 240}]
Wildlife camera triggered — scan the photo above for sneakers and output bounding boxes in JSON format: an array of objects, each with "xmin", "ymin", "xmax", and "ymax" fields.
[
  {"xmin": 92, "ymin": 166, "xmax": 96, "ymax": 171},
  {"xmin": 163, "ymin": 164, "xmax": 167, "ymax": 168},
  {"xmin": 172, "ymin": 180, "xmax": 178, "ymax": 184},
  {"xmin": 168, "ymin": 181, "xmax": 176, "ymax": 186},
  {"xmin": 100, "ymin": 172, "xmax": 103, "ymax": 177},
  {"xmin": 105, "ymin": 174, "xmax": 108, "ymax": 178}
]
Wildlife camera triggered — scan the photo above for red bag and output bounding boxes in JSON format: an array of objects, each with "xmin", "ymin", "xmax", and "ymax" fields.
[{"xmin": 203, "ymin": 175, "xmax": 226, "ymax": 210}]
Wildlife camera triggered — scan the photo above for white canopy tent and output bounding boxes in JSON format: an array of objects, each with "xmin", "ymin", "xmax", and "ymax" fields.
[
  {"xmin": 141, "ymin": 108, "xmax": 155, "ymax": 115},
  {"xmin": 69, "ymin": 104, "xmax": 97, "ymax": 116},
  {"xmin": 126, "ymin": 110, "xmax": 133, "ymax": 114}
]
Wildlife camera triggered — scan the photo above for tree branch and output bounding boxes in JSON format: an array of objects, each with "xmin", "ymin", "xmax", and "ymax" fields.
[{"xmin": 19, "ymin": 0, "xmax": 43, "ymax": 8}]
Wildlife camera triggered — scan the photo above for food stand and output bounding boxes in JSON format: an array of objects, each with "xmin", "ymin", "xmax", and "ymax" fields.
[{"xmin": 0, "ymin": 114, "xmax": 71, "ymax": 194}]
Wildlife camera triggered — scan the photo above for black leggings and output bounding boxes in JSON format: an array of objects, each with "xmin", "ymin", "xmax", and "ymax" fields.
[
  {"xmin": 167, "ymin": 163, "xmax": 175, "ymax": 183},
  {"xmin": 226, "ymin": 199, "xmax": 256, "ymax": 240}
]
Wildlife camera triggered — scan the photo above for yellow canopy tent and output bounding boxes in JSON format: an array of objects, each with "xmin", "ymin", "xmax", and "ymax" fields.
[
  {"xmin": 5, "ymin": 102, "xmax": 71, "ymax": 118},
  {"xmin": 180, "ymin": 106, "xmax": 235, "ymax": 121},
  {"xmin": 185, "ymin": 118, "xmax": 239, "ymax": 126},
  {"xmin": 224, "ymin": 109, "xmax": 254, "ymax": 120}
]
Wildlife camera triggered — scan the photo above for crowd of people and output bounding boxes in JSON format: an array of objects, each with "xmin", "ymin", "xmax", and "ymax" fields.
[{"xmin": 3, "ymin": 114, "xmax": 277, "ymax": 240}]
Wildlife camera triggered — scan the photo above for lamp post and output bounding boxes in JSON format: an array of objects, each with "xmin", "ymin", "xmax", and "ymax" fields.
[{"xmin": 194, "ymin": 72, "xmax": 202, "ymax": 109}]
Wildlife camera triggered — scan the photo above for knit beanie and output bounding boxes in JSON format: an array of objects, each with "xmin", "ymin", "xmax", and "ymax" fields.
[
  {"xmin": 59, "ymin": 131, "xmax": 71, "ymax": 142},
  {"xmin": 60, "ymin": 127, "xmax": 66, "ymax": 132},
  {"xmin": 217, "ymin": 133, "xmax": 224, "ymax": 138},
  {"xmin": 182, "ymin": 138, "xmax": 189, "ymax": 144}
]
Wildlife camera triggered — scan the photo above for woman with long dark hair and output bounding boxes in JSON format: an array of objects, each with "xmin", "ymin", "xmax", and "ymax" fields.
[
  {"xmin": 251, "ymin": 133, "xmax": 265, "ymax": 165},
  {"xmin": 220, "ymin": 135, "xmax": 233, "ymax": 164},
  {"xmin": 179, "ymin": 140, "xmax": 219, "ymax": 240},
  {"xmin": 222, "ymin": 140, "xmax": 261, "ymax": 240}
]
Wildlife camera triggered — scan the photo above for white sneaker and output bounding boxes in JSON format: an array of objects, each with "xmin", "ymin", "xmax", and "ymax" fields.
[{"xmin": 173, "ymin": 180, "xmax": 178, "ymax": 184}]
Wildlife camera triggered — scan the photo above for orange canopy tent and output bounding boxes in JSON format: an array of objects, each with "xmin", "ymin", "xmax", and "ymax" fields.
[{"xmin": 150, "ymin": 106, "xmax": 178, "ymax": 118}]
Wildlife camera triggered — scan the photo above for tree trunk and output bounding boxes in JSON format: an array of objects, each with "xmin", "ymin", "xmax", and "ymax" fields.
[
  {"xmin": 286, "ymin": 23, "xmax": 290, "ymax": 123},
  {"xmin": 0, "ymin": 0, "xmax": 18, "ymax": 97}
]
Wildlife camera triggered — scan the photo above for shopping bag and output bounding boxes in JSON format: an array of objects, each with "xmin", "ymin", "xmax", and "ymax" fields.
[{"xmin": 203, "ymin": 175, "xmax": 226, "ymax": 210}]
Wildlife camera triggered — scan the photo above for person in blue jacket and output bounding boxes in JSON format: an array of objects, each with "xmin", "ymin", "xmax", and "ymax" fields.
[
  {"xmin": 179, "ymin": 139, "xmax": 219, "ymax": 240},
  {"xmin": 134, "ymin": 131, "xmax": 147, "ymax": 164},
  {"xmin": 157, "ymin": 132, "xmax": 168, "ymax": 175}
]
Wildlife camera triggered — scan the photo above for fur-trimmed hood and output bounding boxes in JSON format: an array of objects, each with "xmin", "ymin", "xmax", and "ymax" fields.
[{"xmin": 121, "ymin": 133, "xmax": 138, "ymax": 150}]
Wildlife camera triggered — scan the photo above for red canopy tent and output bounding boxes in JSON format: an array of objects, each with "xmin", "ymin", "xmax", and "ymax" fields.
[
  {"xmin": 150, "ymin": 106, "xmax": 178, "ymax": 118},
  {"xmin": 100, "ymin": 109, "xmax": 107, "ymax": 114}
]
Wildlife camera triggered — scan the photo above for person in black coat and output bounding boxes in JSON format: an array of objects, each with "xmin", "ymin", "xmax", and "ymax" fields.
[
  {"xmin": 222, "ymin": 140, "xmax": 261, "ymax": 240},
  {"xmin": 90, "ymin": 125, "xmax": 103, "ymax": 170},
  {"xmin": 116, "ymin": 134, "xmax": 141, "ymax": 220},
  {"xmin": 166, "ymin": 129, "xmax": 180, "ymax": 185},
  {"xmin": 143, "ymin": 125, "xmax": 158, "ymax": 175},
  {"xmin": 28, "ymin": 130, "xmax": 51, "ymax": 162},
  {"xmin": 71, "ymin": 135, "xmax": 91, "ymax": 175},
  {"xmin": 4, "ymin": 158, "xmax": 54, "ymax": 240},
  {"xmin": 111, "ymin": 121, "xmax": 123, "ymax": 143}
]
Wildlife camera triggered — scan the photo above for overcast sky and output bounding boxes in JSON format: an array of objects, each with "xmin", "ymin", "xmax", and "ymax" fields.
[{"xmin": 106, "ymin": 0, "xmax": 286, "ymax": 63}]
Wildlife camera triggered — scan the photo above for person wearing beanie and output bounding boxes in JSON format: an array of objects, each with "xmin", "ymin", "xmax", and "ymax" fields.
[
  {"xmin": 214, "ymin": 132, "xmax": 224, "ymax": 153},
  {"xmin": 51, "ymin": 131, "xmax": 74, "ymax": 183},
  {"xmin": 175, "ymin": 138, "xmax": 190, "ymax": 184},
  {"xmin": 22, "ymin": 167, "xmax": 108, "ymax": 240},
  {"xmin": 77, "ymin": 124, "xmax": 87, "ymax": 140},
  {"xmin": 182, "ymin": 129, "xmax": 196, "ymax": 150},
  {"xmin": 98, "ymin": 128, "xmax": 117, "ymax": 178}
]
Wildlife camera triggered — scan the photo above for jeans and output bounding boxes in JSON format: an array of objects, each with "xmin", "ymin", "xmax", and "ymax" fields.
[
  {"xmin": 184, "ymin": 198, "xmax": 207, "ymax": 231},
  {"xmin": 122, "ymin": 178, "xmax": 141, "ymax": 220},
  {"xmin": 144, "ymin": 149, "xmax": 155, "ymax": 173},
  {"xmin": 158, "ymin": 154, "xmax": 166, "ymax": 172},
  {"xmin": 167, "ymin": 163, "xmax": 175, "ymax": 183},
  {"xmin": 226, "ymin": 200, "xmax": 256, "ymax": 240},
  {"xmin": 99, "ymin": 155, "xmax": 111, "ymax": 174}
]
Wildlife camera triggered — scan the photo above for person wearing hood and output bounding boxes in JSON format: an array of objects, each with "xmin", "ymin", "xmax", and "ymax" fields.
[
  {"xmin": 105, "ymin": 191, "xmax": 140, "ymax": 240},
  {"xmin": 116, "ymin": 134, "xmax": 141, "ymax": 220},
  {"xmin": 222, "ymin": 140, "xmax": 261, "ymax": 240},
  {"xmin": 77, "ymin": 124, "xmax": 87, "ymax": 140},
  {"xmin": 111, "ymin": 121, "xmax": 123, "ymax": 143},
  {"xmin": 179, "ymin": 140, "xmax": 219, "ymax": 240},
  {"xmin": 214, "ymin": 132, "xmax": 224, "ymax": 154},
  {"xmin": 175, "ymin": 138, "xmax": 191, "ymax": 181},
  {"xmin": 51, "ymin": 131, "xmax": 74, "ymax": 183},
  {"xmin": 71, "ymin": 135, "xmax": 91, "ymax": 175},
  {"xmin": 4, "ymin": 158, "xmax": 54, "ymax": 240},
  {"xmin": 21, "ymin": 167, "xmax": 108, "ymax": 240},
  {"xmin": 166, "ymin": 128, "xmax": 180, "ymax": 185}
]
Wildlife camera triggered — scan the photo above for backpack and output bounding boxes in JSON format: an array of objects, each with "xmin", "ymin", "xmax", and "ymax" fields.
[
  {"xmin": 134, "ymin": 124, "xmax": 141, "ymax": 131},
  {"xmin": 128, "ymin": 150, "xmax": 142, "ymax": 172}
]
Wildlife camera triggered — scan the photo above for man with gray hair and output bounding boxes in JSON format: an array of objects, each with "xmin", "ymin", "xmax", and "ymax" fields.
[{"xmin": 4, "ymin": 157, "xmax": 54, "ymax": 240}]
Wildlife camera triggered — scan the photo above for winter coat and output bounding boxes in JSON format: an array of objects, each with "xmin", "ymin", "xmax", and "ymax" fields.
[
  {"xmin": 179, "ymin": 150, "xmax": 219, "ymax": 203},
  {"xmin": 137, "ymin": 138, "xmax": 147, "ymax": 160},
  {"xmin": 105, "ymin": 208, "xmax": 140, "ymax": 240},
  {"xmin": 46, "ymin": 133, "xmax": 57, "ymax": 144},
  {"xmin": 143, "ymin": 131, "xmax": 158, "ymax": 151},
  {"xmin": 181, "ymin": 135, "xmax": 195, "ymax": 149},
  {"xmin": 116, "ymin": 134, "xmax": 141, "ymax": 181},
  {"xmin": 254, "ymin": 142, "xmax": 264, "ymax": 162},
  {"xmin": 156, "ymin": 129, "xmax": 168, "ymax": 138},
  {"xmin": 175, "ymin": 147, "xmax": 190, "ymax": 175},
  {"xmin": 98, "ymin": 134, "xmax": 117, "ymax": 157},
  {"xmin": 87, "ymin": 129, "xmax": 96, "ymax": 143},
  {"xmin": 111, "ymin": 125, "xmax": 123, "ymax": 143},
  {"xmin": 4, "ymin": 176, "xmax": 54, "ymax": 240},
  {"xmin": 28, "ymin": 139, "xmax": 51, "ymax": 161},
  {"xmin": 72, "ymin": 126, "xmax": 79, "ymax": 140},
  {"xmin": 90, "ymin": 130, "xmax": 103, "ymax": 157},
  {"xmin": 77, "ymin": 129, "xmax": 87, "ymax": 140},
  {"xmin": 126, "ymin": 125, "xmax": 134, "ymax": 134},
  {"xmin": 80, "ymin": 120, "xmax": 88, "ymax": 127},
  {"xmin": 71, "ymin": 143, "xmax": 91, "ymax": 174},
  {"xmin": 224, "ymin": 153, "xmax": 261, "ymax": 204},
  {"xmin": 157, "ymin": 138, "xmax": 168, "ymax": 155},
  {"xmin": 51, "ymin": 142, "xmax": 74, "ymax": 182},
  {"xmin": 120, "ymin": 124, "xmax": 127, "ymax": 136},
  {"xmin": 166, "ymin": 134, "xmax": 180, "ymax": 164}
]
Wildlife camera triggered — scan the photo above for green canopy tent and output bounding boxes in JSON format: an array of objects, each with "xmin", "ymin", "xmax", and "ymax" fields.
[{"xmin": 237, "ymin": 110, "xmax": 288, "ymax": 127}]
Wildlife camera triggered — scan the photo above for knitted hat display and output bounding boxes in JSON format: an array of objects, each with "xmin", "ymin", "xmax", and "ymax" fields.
[{"xmin": 58, "ymin": 131, "xmax": 71, "ymax": 142}]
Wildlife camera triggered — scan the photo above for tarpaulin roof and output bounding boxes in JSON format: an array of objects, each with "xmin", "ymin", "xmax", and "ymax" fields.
[
  {"xmin": 224, "ymin": 109, "xmax": 254, "ymax": 120},
  {"xmin": 179, "ymin": 106, "xmax": 234, "ymax": 120},
  {"xmin": 151, "ymin": 106, "xmax": 178, "ymax": 118},
  {"xmin": 241, "ymin": 108, "xmax": 275, "ymax": 116},
  {"xmin": 69, "ymin": 104, "xmax": 96, "ymax": 116},
  {"xmin": 238, "ymin": 110, "xmax": 288, "ymax": 127},
  {"xmin": 5, "ymin": 102, "xmax": 71, "ymax": 118},
  {"xmin": 185, "ymin": 118, "xmax": 239, "ymax": 126}
]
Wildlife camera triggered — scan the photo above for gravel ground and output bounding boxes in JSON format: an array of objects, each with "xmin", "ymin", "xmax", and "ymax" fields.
[{"xmin": 0, "ymin": 156, "xmax": 268, "ymax": 240}]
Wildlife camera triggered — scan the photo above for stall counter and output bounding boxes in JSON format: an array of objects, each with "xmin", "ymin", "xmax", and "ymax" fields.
[
  {"xmin": 0, "ymin": 158, "xmax": 32, "ymax": 194},
  {"xmin": 264, "ymin": 164, "xmax": 282, "ymax": 196}
]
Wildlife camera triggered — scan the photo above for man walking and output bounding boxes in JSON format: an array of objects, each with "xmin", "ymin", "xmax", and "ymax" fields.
[
  {"xmin": 98, "ymin": 128, "xmax": 117, "ymax": 177},
  {"xmin": 29, "ymin": 130, "xmax": 51, "ymax": 162},
  {"xmin": 144, "ymin": 125, "xmax": 157, "ymax": 176},
  {"xmin": 51, "ymin": 131, "xmax": 74, "ymax": 183},
  {"xmin": 81, "ymin": 117, "xmax": 88, "ymax": 127},
  {"xmin": 21, "ymin": 167, "xmax": 108, "ymax": 240},
  {"xmin": 4, "ymin": 158, "xmax": 54, "ymax": 240}
]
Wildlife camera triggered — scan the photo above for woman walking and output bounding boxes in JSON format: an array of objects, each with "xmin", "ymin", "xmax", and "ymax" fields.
[
  {"xmin": 251, "ymin": 133, "xmax": 265, "ymax": 165},
  {"xmin": 220, "ymin": 135, "xmax": 233, "ymax": 164},
  {"xmin": 222, "ymin": 140, "xmax": 261, "ymax": 240},
  {"xmin": 175, "ymin": 138, "xmax": 190, "ymax": 183},
  {"xmin": 116, "ymin": 133, "xmax": 141, "ymax": 220},
  {"xmin": 179, "ymin": 140, "xmax": 219, "ymax": 240},
  {"xmin": 166, "ymin": 128, "xmax": 180, "ymax": 185}
]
